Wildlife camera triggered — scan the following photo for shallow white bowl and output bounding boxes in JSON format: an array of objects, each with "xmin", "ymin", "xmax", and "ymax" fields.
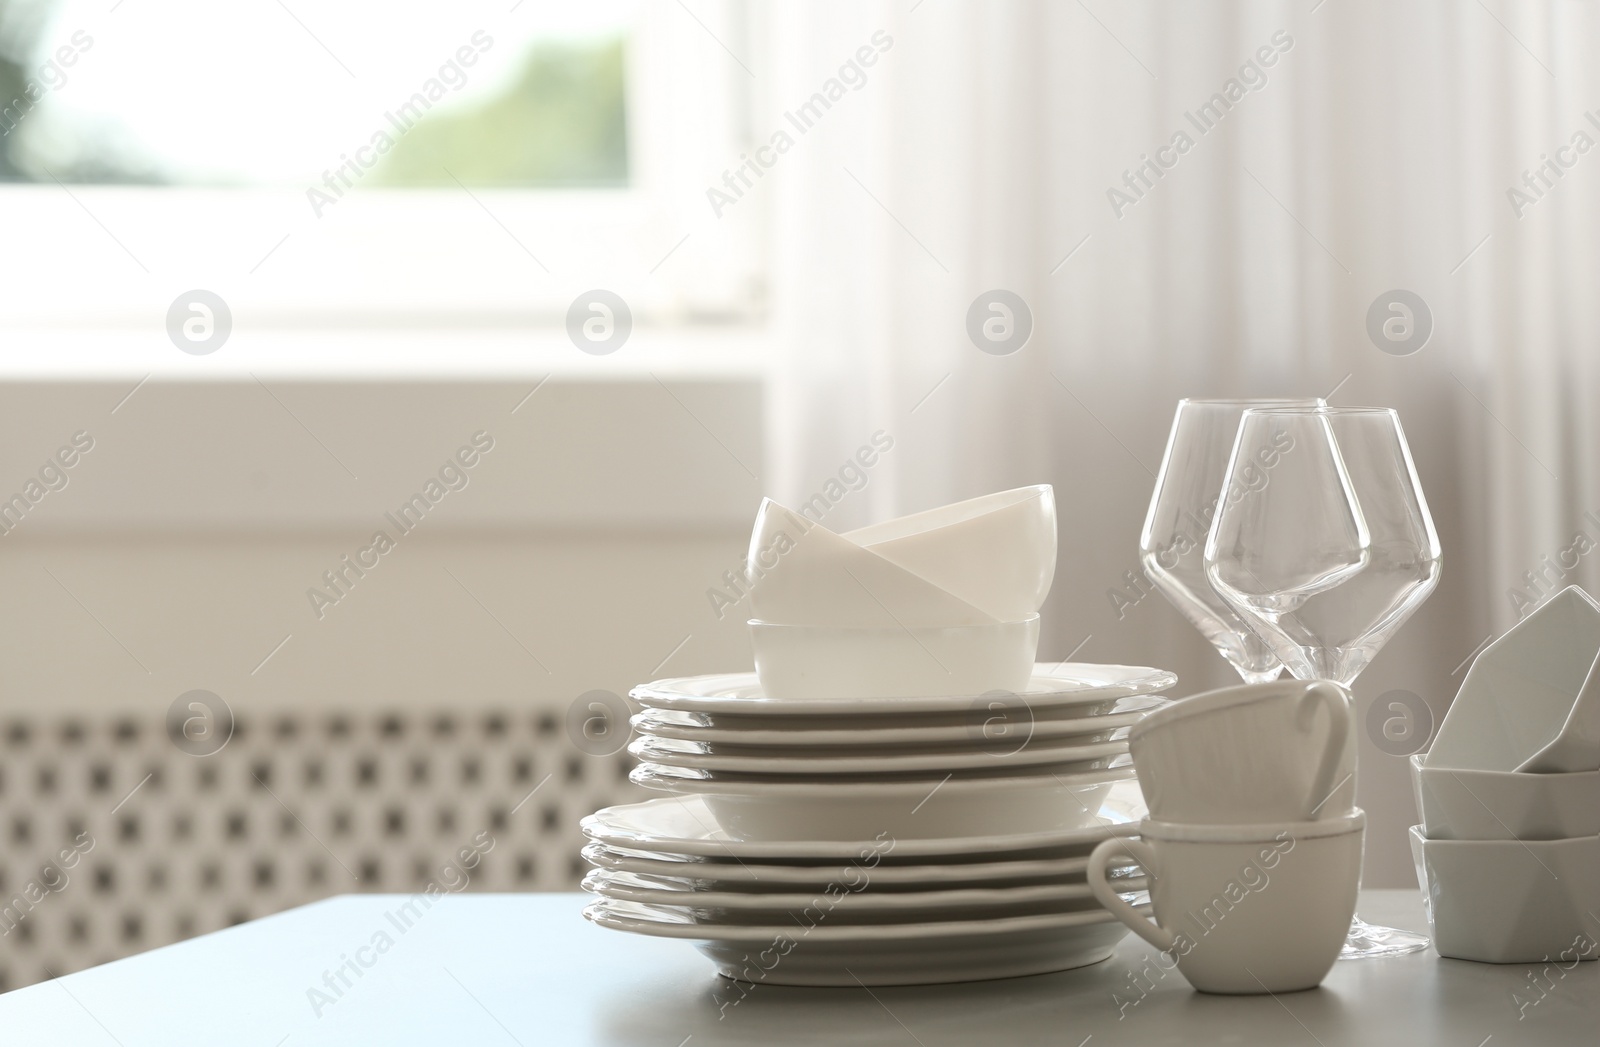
[
  {"xmin": 845, "ymin": 485, "xmax": 1057, "ymax": 621},
  {"xmin": 580, "ymin": 784, "xmax": 1147, "ymax": 862},
  {"xmin": 749, "ymin": 615, "xmax": 1040, "ymax": 701},
  {"xmin": 1409, "ymin": 826, "xmax": 1600, "ymax": 963},
  {"xmin": 1409, "ymin": 754, "xmax": 1600, "ymax": 841},
  {"xmin": 632, "ymin": 760, "xmax": 1134, "ymax": 842},
  {"xmin": 746, "ymin": 499, "xmax": 996, "ymax": 628},
  {"xmin": 1429, "ymin": 585, "xmax": 1600, "ymax": 773}
]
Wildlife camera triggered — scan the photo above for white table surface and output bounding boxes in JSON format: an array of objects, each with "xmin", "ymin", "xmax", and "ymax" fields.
[{"xmin": 0, "ymin": 889, "xmax": 1593, "ymax": 1045}]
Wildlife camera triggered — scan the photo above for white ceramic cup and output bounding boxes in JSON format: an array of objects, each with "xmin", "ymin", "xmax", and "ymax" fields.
[
  {"xmin": 1087, "ymin": 812, "xmax": 1365, "ymax": 994},
  {"xmin": 1127, "ymin": 679, "xmax": 1354, "ymax": 823}
]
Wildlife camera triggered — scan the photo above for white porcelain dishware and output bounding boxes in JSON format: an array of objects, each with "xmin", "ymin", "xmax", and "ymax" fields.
[
  {"xmin": 748, "ymin": 616, "xmax": 1040, "ymax": 701},
  {"xmin": 628, "ymin": 734, "xmax": 1128, "ymax": 776},
  {"xmin": 630, "ymin": 700, "xmax": 1158, "ymax": 748},
  {"xmin": 632, "ymin": 760, "xmax": 1135, "ymax": 842},
  {"xmin": 1409, "ymin": 827, "xmax": 1600, "ymax": 964},
  {"xmin": 745, "ymin": 499, "xmax": 996, "ymax": 628},
  {"xmin": 628, "ymin": 664, "xmax": 1177, "ymax": 718},
  {"xmin": 844, "ymin": 485, "xmax": 1057, "ymax": 621},
  {"xmin": 579, "ymin": 843, "xmax": 1125, "ymax": 889},
  {"xmin": 1408, "ymin": 754, "xmax": 1600, "ymax": 841},
  {"xmin": 581, "ymin": 785, "xmax": 1146, "ymax": 862},
  {"xmin": 1088, "ymin": 811, "xmax": 1365, "ymax": 994},
  {"xmin": 1128, "ymin": 679, "xmax": 1354, "ymax": 823},
  {"xmin": 583, "ymin": 898, "xmax": 1139, "ymax": 986},
  {"xmin": 583, "ymin": 868, "xmax": 1145, "ymax": 920},
  {"xmin": 1428, "ymin": 586, "xmax": 1600, "ymax": 774}
]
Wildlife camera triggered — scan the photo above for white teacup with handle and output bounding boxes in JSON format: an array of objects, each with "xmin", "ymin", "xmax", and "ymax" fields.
[
  {"xmin": 1087, "ymin": 811, "xmax": 1365, "ymax": 994},
  {"xmin": 1127, "ymin": 679, "xmax": 1355, "ymax": 823}
]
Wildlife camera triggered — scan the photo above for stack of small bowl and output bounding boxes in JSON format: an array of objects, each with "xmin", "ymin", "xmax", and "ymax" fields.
[
  {"xmin": 581, "ymin": 487, "xmax": 1181, "ymax": 985},
  {"xmin": 1410, "ymin": 585, "xmax": 1600, "ymax": 964}
]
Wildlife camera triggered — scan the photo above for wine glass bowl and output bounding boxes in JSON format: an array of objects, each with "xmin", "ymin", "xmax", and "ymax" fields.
[
  {"xmin": 1205, "ymin": 407, "xmax": 1441, "ymax": 687},
  {"xmin": 1140, "ymin": 398, "xmax": 1323, "ymax": 684}
]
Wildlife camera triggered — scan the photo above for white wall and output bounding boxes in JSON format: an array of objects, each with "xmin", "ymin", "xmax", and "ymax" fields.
[{"xmin": 0, "ymin": 378, "xmax": 761, "ymax": 714}]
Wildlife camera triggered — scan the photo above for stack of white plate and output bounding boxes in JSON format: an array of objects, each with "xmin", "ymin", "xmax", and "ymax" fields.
[{"xmin": 580, "ymin": 662, "xmax": 1177, "ymax": 985}]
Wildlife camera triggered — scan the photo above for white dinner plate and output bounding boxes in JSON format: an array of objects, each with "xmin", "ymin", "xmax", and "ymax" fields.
[
  {"xmin": 579, "ymin": 842, "xmax": 1127, "ymax": 887},
  {"xmin": 628, "ymin": 734, "xmax": 1129, "ymax": 775},
  {"xmin": 580, "ymin": 785, "xmax": 1146, "ymax": 861},
  {"xmin": 631, "ymin": 703, "xmax": 1155, "ymax": 747},
  {"xmin": 583, "ymin": 867, "xmax": 1150, "ymax": 918},
  {"xmin": 629, "ymin": 663, "xmax": 1177, "ymax": 717},
  {"xmin": 583, "ymin": 897, "xmax": 1142, "ymax": 985}
]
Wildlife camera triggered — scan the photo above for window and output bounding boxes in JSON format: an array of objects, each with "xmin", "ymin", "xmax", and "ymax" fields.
[
  {"xmin": 0, "ymin": 0, "xmax": 762, "ymax": 345},
  {"xmin": 1, "ymin": 2, "xmax": 628, "ymax": 188}
]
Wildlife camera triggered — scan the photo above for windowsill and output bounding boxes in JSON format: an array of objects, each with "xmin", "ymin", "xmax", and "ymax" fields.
[{"xmin": 0, "ymin": 324, "xmax": 770, "ymax": 380}]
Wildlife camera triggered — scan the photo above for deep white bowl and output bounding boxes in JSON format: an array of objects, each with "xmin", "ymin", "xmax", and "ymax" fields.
[
  {"xmin": 1409, "ymin": 754, "xmax": 1600, "ymax": 841},
  {"xmin": 631, "ymin": 760, "xmax": 1135, "ymax": 842},
  {"xmin": 1410, "ymin": 826, "xmax": 1600, "ymax": 963},
  {"xmin": 749, "ymin": 615, "xmax": 1040, "ymax": 701},
  {"xmin": 746, "ymin": 499, "xmax": 995, "ymax": 629},
  {"xmin": 1428, "ymin": 585, "xmax": 1600, "ymax": 773},
  {"xmin": 845, "ymin": 485, "xmax": 1057, "ymax": 621}
]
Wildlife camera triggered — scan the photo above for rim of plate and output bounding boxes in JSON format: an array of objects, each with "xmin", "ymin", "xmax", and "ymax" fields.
[
  {"xmin": 630, "ymin": 761, "xmax": 1136, "ymax": 796},
  {"xmin": 628, "ymin": 663, "xmax": 1177, "ymax": 715},
  {"xmin": 627, "ymin": 736, "xmax": 1130, "ymax": 774},
  {"xmin": 630, "ymin": 708, "xmax": 1151, "ymax": 746},
  {"xmin": 582, "ymin": 897, "xmax": 1148, "ymax": 942},
  {"xmin": 583, "ymin": 871, "xmax": 1149, "ymax": 911},
  {"xmin": 579, "ymin": 789, "xmax": 1146, "ymax": 859},
  {"xmin": 578, "ymin": 843, "xmax": 1112, "ymax": 882}
]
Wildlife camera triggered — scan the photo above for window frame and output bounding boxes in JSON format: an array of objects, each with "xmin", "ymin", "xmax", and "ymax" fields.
[{"xmin": 0, "ymin": 1, "xmax": 764, "ymax": 336}]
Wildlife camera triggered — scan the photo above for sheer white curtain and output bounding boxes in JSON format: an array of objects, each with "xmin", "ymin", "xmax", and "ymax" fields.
[{"xmin": 760, "ymin": 0, "xmax": 1600, "ymax": 883}]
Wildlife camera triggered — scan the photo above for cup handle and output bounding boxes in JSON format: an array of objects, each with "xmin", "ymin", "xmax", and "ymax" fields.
[
  {"xmin": 1297, "ymin": 680, "xmax": 1353, "ymax": 819},
  {"xmin": 1087, "ymin": 836, "xmax": 1174, "ymax": 953}
]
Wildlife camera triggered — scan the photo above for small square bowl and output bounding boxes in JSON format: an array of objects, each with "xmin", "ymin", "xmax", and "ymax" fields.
[
  {"xmin": 1409, "ymin": 827, "xmax": 1600, "ymax": 963},
  {"xmin": 1409, "ymin": 755, "xmax": 1600, "ymax": 841}
]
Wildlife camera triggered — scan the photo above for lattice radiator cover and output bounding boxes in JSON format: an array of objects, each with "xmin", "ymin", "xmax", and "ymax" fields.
[{"xmin": 0, "ymin": 707, "xmax": 639, "ymax": 993}]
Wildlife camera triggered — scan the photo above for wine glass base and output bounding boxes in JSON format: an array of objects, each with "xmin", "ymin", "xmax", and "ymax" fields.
[{"xmin": 1339, "ymin": 915, "xmax": 1429, "ymax": 959}]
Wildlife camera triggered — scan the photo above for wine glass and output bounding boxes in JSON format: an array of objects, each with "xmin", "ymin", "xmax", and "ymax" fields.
[
  {"xmin": 1140, "ymin": 398, "xmax": 1324, "ymax": 683},
  {"xmin": 1205, "ymin": 405, "xmax": 1441, "ymax": 958}
]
